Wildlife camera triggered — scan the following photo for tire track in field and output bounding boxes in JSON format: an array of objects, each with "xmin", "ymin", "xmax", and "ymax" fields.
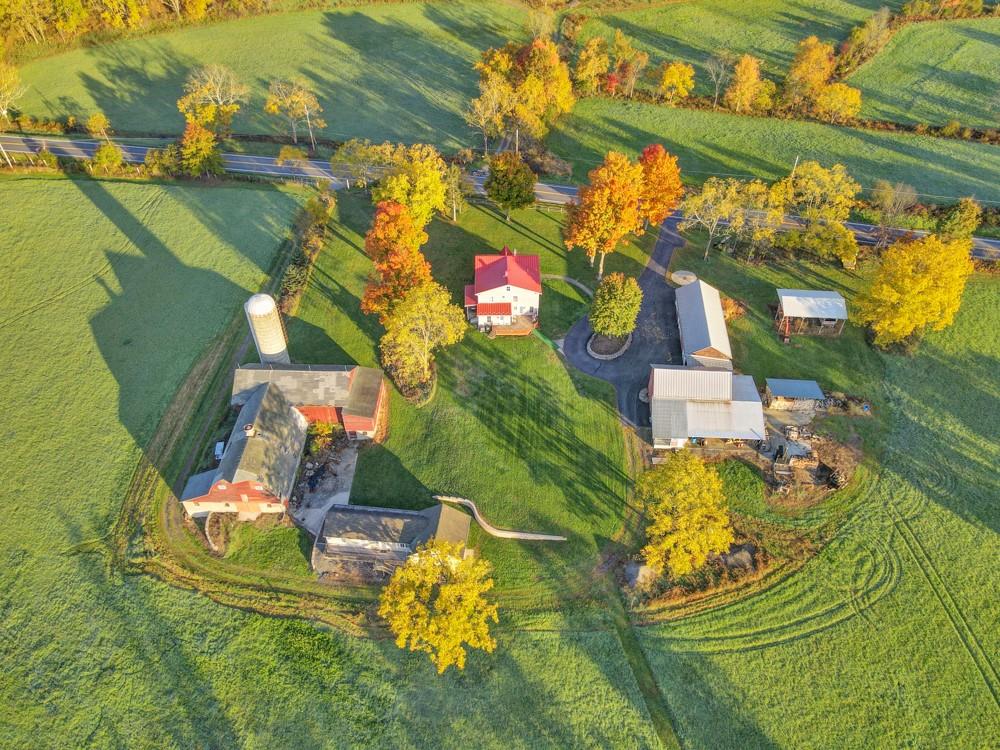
[
  {"xmin": 0, "ymin": 260, "xmax": 113, "ymax": 330},
  {"xmin": 890, "ymin": 504, "xmax": 1000, "ymax": 709}
]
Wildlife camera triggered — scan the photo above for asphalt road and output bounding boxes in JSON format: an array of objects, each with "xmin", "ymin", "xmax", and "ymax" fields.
[
  {"xmin": 1, "ymin": 134, "xmax": 996, "ymax": 260},
  {"xmin": 562, "ymin": 218, "xmax": 684, "ymax": 428}
]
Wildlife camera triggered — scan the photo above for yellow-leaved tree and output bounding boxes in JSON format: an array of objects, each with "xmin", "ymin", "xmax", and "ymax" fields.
[
  {"xmin": 372, "ymin": 143, "xmax": 447, "ymax": 228},
  {"xmin": 378, "ymin": 540, "xmax": 499, "ymax": 674},
  {"xmin": 379, "ymin": 281, "xmax": 466, "ymax": 395},
  {"xmin": 724, "ymin": 54, "xmax": 771, "ymax": 113},
  {"xmin": 656, "ymin": 61, "xmax": 695, "ymax": 104},
  {"xmin": 636, "ymin": 451, "xmax": 734, "ymax": 578},
  {"xmin": 857, "ymin": 234, "xmax": 973, "ymax": 348},
  {"xmin": 177, "ymin": 64, "xmax": 248, "ymax": 136},
  {"xmin": 782, "ymin": 35, "xmax": 835, "ymax": 110}
]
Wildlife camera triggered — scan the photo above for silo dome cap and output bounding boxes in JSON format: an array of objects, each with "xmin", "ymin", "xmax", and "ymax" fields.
[{"xmin": 245, "ymin": 293, "xmax": 278, "ymax": 315}]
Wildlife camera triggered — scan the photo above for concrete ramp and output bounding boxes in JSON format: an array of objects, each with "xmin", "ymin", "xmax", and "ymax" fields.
[{"xmin": 434, "ymin": 496, "xmax": 567, "ymax": 541}]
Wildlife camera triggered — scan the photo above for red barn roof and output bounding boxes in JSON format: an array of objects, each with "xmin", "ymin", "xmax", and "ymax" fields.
[
  {"xmin": 476, "ymin": 302, "xmax": 512, "ymax": 316},
  {"xmin": 473, "ymin": 247, "xmax": 541, "ymax": 294}
]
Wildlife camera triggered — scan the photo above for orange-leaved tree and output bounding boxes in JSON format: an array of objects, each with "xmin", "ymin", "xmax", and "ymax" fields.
[
  {"xmin": 361, "ymin": 201, "xmax": 432, "ymax": 323},
  {"xmin": 564, "ymin": 151, "xmax": 644, "ymax": 280},
  {"xmin": 638, "ymin": 143, "xmax": 684, "ymax": 228}
]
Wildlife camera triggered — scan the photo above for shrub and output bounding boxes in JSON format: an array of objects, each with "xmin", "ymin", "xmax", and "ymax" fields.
[
  {"xmin": 522, "ymin": 142, "xmax": 572, "ymax": 179},
  {"xmin": 590, "ymin": 272, "xmax": 643, "ymax": 338},
  {"xmin": 90, "ymin": 142, "xmax": 124, "ymax": 174},
  {"xmin": 307, "ymin": 421, "xmax": 342, "ymax": 454},
  {"xmin": 940, "ymin": 119, "xmax": 962, "ymax": 138},
  {"xmin": 35, "ymin": 149, "xmax": 58, "ymax": 169},
  {"xmin": 144, "ymin": 145, "xmax": 181, "ymax": 176}
]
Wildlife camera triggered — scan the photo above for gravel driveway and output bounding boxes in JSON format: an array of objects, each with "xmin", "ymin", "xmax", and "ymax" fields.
[{"xmin": 562, "ymin": 218, "xmax": 684, "ymax": 426}]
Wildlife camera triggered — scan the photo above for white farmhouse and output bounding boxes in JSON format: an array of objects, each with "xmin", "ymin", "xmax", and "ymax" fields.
[{"xmin": 464, "ymin": 247, "xmax": 541, "ymax": 336}]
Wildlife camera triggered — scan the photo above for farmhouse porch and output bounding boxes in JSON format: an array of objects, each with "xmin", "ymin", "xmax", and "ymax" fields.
[{"xmin": 488, "ymin": 314, "xmax": 537, "ymax": 337}]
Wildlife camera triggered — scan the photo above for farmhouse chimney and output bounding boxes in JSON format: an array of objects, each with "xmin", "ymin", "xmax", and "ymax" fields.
[
  {"xmin": 243, "ymin": 423, "xmax": 256, "ymax": 438},
  {"xmin": 244, "ymin": 293, "xmax": 290, "ymax": 365}
]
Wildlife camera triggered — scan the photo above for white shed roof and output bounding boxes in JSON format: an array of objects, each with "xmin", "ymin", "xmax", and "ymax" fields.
[
  {"xmin": 765, "ymin": 378, "xmax": 825, "ymax": 400},
  {"xmin": 676, "ymin": 280, "xmax": 732, "ymax": 360},
  {"xmin": 777, "ymin": 289, "xmax": 847, "ymax": 320},
  {"xmin": 650, "ymin": 367, "xmax": 765, "ymax": 442},
  {"xmin": 650, "ymin": 365, "xmax": 732, "ymax": 401}
]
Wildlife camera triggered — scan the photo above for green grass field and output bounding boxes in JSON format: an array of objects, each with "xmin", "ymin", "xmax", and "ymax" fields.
[
  {"xmin": 0, "ymin": 177, "xmax": 663, "ymax": 748},
  {"xmin": 289, "ymin": 192, "xmax": 654, "ymax": 598},
  {"xmin": 16, "ymin": 2, "xmax": 525, "ymax": 147},
  {"xmin": 578, "ymin": 0, "xmax": 898, "ymax": 91},
  {"xmin": 848, "ymin": 18, "xmax": 1000, "ymax": 129},
  {"xmin": 547, "ymin": 98, "xmax": 1000, "ymax": 201},
  {"xmin": 639, "ymin": 241, "xmax": 1000, "ymax": 747}
]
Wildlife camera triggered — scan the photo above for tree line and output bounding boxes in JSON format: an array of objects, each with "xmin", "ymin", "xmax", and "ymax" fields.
[
  {"xmin": 1, "ymin": 0, "xmax": 278, "ymax": 51},
  {"xmin": 569, "ymin": 27, "xmax": 864, "ymax": 125}
]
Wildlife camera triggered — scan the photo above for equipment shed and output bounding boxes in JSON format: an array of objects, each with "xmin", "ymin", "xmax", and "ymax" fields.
[
  {"xmin": 765, "ymin": 378, "xmax": 825, "ymax": 411},
  {"xmin": 775, "ymin": 289, "xmax": 848, "ymax": 337}
]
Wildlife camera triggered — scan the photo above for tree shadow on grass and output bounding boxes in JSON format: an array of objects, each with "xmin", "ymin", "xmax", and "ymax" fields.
[
  {"xmin": 80, "ymin": 179, "xmax": 261, "ymax": 454},
  {"xmin": 79, "ymin": 42, "xmax": 193, "ymax": 136}
]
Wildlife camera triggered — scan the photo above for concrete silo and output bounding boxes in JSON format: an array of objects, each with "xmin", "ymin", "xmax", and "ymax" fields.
[{"xmin": 244, "ymin": 293, "xmax": 290, "ymax": 364}]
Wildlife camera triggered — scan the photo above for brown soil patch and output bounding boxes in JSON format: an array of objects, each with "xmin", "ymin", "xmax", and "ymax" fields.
[{"xmin": 590, "ymin": 333, "xmax": 629, "ymax": 355}]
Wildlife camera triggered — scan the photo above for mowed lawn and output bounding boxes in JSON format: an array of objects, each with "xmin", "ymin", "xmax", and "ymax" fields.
[
  {"xmin": 848, "ymin": 18, "xmax": 1000, "ymax": 128},
  {"xmin": 636, "ymin": 242, "xmax": 1000, "ymax": 747},
  {"xmin": 578, "ymin": 0, "xmax": 898, "ymax": 90},
  {"xmin": 16, "ymin": 2, "xmax": 524, "ymax": 148},
  {"xmin": 548, "ymin": 98, "xmax": 1000, "ymax": 200},
  {"xmin": 290, "ymin": 192, "xmax": 654, "ymax": 598}
]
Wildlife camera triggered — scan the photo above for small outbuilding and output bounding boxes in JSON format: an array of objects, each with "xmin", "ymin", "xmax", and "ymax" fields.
[
  {"xmin": 775, "ymin": 289, "xmax": 848, "ymax": 338},
  {"xmin": 764, "ymin": 378, "xmax": 825, "ymax": 412},
  {"xmin": 311, "ymin": 503, "xmax": 471, "ymax": 582}
]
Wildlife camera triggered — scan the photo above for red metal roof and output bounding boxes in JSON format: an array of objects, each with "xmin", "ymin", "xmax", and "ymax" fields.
[
  {"xmin": 474, "ymin": 247, "xmax": 541, "ymax": 294},
  {"xmin": 476, "ymin": 302, "xmax": 512, "ymax": 316},
  {"xmin": 464, "ymin": 284, "xmax": 476, "ymax": 306}
]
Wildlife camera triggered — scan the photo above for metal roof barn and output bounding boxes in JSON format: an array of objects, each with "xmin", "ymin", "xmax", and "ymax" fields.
[{"xmin": 675, "ymin": 280, "xmax": 733, "ymax": 369}]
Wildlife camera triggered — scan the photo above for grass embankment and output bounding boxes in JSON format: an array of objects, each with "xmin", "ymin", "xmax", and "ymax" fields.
[
  {"xmin": 16, "ymin": 2, "xmax": 524, "ymax": 148},
  {"xmin": 848, "ymin": 18, "xmax": 1000, "ymax": 129},
  {"xmin": 578, "ymin": 0, "xmax": 893, "ymax": 89},
  {"xmin": 547, "ymin": 98, "xmax": 1000, "ymax": 201},
  {"xmin": 289, "ymin": 192, "xmax": 654, "ymax": 606},
  {"xmin": 634, "ymin": 237, "xmax": 1000, "ymax": 747}
]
